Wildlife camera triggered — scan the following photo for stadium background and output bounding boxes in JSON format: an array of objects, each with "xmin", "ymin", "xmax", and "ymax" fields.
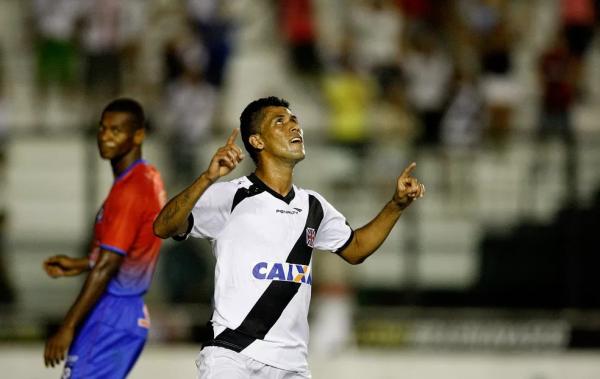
[{"xmin": 1, "ymin": 0, "xmax": 600, "ymax": 377}]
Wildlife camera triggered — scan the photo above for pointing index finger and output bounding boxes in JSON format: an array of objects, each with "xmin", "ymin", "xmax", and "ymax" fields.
[
  {"xmin": 226, "ymin": 128, "xmax": 239, "ymax": 146},
  {"xmin": 400, "ymin": 162, "xmax": 417, "ymax": 178}
]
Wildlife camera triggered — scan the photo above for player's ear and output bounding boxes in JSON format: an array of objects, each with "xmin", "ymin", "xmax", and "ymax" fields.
[
  {"xmin": 134, "ymin": 128, "xmax": 145, "ymax": 145},
  {"xmin": 249, "ymin": 134, "xmax": 263, "ymax": 150}
]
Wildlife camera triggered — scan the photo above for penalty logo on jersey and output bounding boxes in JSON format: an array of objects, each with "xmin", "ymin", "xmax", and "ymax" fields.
[{"xmin": 253, "ymin": 262, "xmax": 313, "ymax": 285}]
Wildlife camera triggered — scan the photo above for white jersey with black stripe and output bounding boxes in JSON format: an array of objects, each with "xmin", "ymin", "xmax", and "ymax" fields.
[{"xmin": 185, "ymin": 174, "xmax": 353, "ymax": 372}]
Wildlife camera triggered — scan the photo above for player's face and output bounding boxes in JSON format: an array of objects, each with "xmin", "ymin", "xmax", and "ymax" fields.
[
  {"xmin": 97, "ymin": 112, "xmax": 139, "ymax": 160},
  {"xmin": 256, "ymin": 106, "xmax": 305, "ymax": 163}
]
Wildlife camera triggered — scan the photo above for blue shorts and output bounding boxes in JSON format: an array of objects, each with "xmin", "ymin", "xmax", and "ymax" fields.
[{"xmin": 62, "ymin": 293, "xmax": 150, "ymax": 379}]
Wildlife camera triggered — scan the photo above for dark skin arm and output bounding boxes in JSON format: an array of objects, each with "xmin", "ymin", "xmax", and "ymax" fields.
[
  {"xmin": 43, "ymin": 255, "xmax": 90, "ymax": 278},
  {"xmin": 339, "ymin": 162, "xmax": 425, "ymax": 265},
  {"xmin": 44, "ymin": 250, "xmax": 123, "ymax": 367}
]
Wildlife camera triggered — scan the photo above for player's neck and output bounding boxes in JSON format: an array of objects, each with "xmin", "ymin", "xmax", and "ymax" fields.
[
  {"xmin": 254, "ymin": 162, "xmax": 294, "ymax": 198},
  {"xmin": 111, "ymin": 149, "xmax": 142, "ymax": 178}
]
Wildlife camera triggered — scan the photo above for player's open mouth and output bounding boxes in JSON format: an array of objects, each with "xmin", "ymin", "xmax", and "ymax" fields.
[{"xmin": 290, "ymin": 137, "xmax": 303, "ymax": 144}]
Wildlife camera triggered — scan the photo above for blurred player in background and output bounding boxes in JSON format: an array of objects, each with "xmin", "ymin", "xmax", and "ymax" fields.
[
  {"xmin": 153, "ymin": 96, "xmax": 425, "ymax": 378},
  {"xmin": 42, "ymin": 98, "xmax": 166, "ymax": 378}
]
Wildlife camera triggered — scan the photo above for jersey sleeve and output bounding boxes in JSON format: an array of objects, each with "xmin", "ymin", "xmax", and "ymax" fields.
[
  {"xmin": 98, "ymin": 186, "xmax": 145, "ymax": 256},
  {"xmin": 188, "ymin": 182, "xmax": 236, "ymax": 240},
  {"xmin": 312, "ymin": 192, "xmax": 354, "ymax": 253}
]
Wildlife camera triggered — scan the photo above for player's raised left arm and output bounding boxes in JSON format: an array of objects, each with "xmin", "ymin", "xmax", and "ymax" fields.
[
  {"xmin": 44, "ymin": 250, "xmax": 123, "ymax": 367},
  {"xmin": 339, "ymin": 162, "xmax": 425, "ymax": 265}
]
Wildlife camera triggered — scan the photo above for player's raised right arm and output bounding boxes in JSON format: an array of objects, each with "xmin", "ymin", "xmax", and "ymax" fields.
[{"xmin": 153, "ymin": 129, "xmax": 244, "ymax": 239}]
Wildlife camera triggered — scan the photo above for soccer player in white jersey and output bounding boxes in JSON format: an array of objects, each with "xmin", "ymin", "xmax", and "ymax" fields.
[{"xmin": 153, "ymin": 96, "xmax": 425, "ymax": 378}]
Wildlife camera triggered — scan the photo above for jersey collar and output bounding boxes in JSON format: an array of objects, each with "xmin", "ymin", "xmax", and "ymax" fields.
[
  {"xmin": 115, "ymin": 159, "xmax": 146, "ymax": 182},
  {"xmin": 248, "ymin": 173, "xmax": 295, "ymax": 204}
]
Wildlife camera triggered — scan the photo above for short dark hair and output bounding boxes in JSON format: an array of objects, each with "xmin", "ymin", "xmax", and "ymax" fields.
[
  {"xmin": 101, "ymin": 98, "xmax": 146, "ymax": 130},
  {"xmin": 239, "ymin": 96, "xmax": 290, "ymax": 163}
]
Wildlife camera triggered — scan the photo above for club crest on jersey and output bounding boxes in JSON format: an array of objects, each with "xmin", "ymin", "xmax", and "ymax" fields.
[
  {"xmin": 306, "ymin": 227, "xmax": 316, "ymax": 248},
  {"xmin": 253, "ymin": 262, "xmax": 312, "ymax": 285}
]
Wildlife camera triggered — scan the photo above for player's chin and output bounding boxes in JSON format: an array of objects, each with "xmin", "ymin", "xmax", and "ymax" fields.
[
  {"xmin": 291, "ymin": 152, "xmax": 305, "ymax": 162},
  {"xmin": 289, "ymin": 147, "xmax": 305, "ymax": 160},
  {"xmin": 98, "ymin": 148, "xmax": 116, "ymax": 160}
]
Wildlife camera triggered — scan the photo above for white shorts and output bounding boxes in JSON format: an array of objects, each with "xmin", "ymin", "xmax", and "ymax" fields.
[{"xmin": 196, "ymin": 346, "xmax": 311, "ymax": 379}]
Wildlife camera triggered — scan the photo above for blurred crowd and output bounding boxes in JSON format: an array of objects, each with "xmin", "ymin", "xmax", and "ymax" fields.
[
  {"xmin": 0, "ymin": 0, "xmax": 593, "ymax": 183},
  {"xmin": 0, "ymin": 0, "xmax": 599, "ymax": 350}
]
